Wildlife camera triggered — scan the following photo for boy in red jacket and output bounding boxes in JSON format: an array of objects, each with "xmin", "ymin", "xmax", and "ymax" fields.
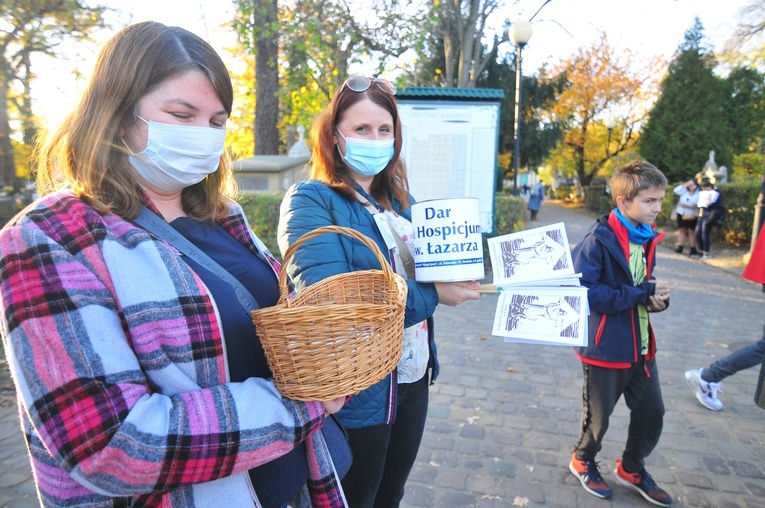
[{"xmin": 568, "ymin": 161, "xmax": 673, "ymax": 506}]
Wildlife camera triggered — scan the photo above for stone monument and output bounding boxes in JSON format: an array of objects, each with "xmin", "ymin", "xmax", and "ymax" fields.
[
  {"xmin": 695, "ymin": 150, "xmax": 727, "ymax": 184},
  {"xmin": 288, "ymin": 125, "xmax": 311, "ymax": 158}
]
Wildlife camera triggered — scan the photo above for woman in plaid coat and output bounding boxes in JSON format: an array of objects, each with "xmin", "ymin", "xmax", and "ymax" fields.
[{"xmin": 0, "ymin": 22, "xmax": 346, "ymax": 508}]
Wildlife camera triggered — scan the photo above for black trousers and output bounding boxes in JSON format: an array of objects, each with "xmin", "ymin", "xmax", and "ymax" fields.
[
  {"xmin": 340, "ymin": 373, "xmax": 430, "ymax": 508},
  {"xmin": 694, "ymin": 209, "xmax": 723, "ymax": 253},
  {"xmin": 573, "ymin": 359, "xmax": 665, "ymax": 473}
]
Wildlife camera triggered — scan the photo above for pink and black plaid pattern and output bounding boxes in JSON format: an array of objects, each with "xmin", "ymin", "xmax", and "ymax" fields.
[{"xmin": 1, "ymin": 192, "xmax": 343, "ymax": 507}]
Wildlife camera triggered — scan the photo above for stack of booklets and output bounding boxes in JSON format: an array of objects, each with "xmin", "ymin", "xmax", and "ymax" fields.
[{"xmin": 480, "ymin": 222, "xmax": 589, "ymax": 347}]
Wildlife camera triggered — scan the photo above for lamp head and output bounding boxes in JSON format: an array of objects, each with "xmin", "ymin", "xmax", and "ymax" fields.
[
  {"xmin": 509, "ymin": 20, "xmax": 533, "ymax": 47},
  {"xmin": 605, "ymin": 117, "xmax": 617, "ymax": 130}
]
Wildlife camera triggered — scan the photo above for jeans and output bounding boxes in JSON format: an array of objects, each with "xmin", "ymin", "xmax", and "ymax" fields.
[
  {"xmin": 702, "ymin": 325, "xmax": 765, "ymax": 383},
  {"xmin": 574, "ymin": 359, "xmax": 665, "ymax": 473},
  {"xmin": 340, "ymin": 373, "xmax": 430, "ymax": 508},
  {"xmin": 694, "ymin": 209, "xmax": 723, "ymax": 253}
]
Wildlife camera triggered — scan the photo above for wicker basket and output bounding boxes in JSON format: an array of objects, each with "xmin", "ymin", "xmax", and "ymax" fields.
[{"xmin": 251, "ymin": 225, "xmax": 406, "ymax": 401}]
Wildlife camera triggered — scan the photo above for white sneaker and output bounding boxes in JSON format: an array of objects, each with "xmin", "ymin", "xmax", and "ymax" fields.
[{"xmin": 685, "ymin": 368, "xmax": 723, "ymax": 411}]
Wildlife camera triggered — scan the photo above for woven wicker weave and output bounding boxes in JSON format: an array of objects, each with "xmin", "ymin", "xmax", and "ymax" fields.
[{"xmin": 251, "ymin": 225, "xmax": 406, "ymax": 401}]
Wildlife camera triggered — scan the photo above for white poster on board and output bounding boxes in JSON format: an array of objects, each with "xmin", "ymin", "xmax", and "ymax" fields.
[{"xmin": 397, "ymin": 101, "xmax": 500, "ymax": 234}]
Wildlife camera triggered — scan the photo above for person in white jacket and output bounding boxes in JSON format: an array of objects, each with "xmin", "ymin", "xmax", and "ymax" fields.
[{"xmin": 671, "ymin": 179, "xmax": 700, "ymax": 256}]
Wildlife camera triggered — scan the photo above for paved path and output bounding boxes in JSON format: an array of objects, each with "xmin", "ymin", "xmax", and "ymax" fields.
[
  {"xmin": 401, "ymin": 203, "xmax": 765, "ymax": 508},
  {"xmin": 1, "ymin": 202, "xmax": 764, "ymax": 507}
]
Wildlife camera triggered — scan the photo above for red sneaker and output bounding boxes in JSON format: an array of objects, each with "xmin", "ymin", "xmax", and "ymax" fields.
[
  {"xmin": 568, "ymin": 452, "xmax": 612, "ymax": 499},
  {"xmin": 614, "ymin": 459, "xmax": 672, "ymax": 506}
]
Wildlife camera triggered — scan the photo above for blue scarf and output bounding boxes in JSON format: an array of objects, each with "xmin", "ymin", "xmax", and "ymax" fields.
[{"xmin": 613, "ymin": 208, "xmax": 656, "ymax": 245}]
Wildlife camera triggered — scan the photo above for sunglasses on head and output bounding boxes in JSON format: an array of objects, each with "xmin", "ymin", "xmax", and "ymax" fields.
[{"xmin": 342, "ymin": 75, "xmax": 397, "ymax": 96}]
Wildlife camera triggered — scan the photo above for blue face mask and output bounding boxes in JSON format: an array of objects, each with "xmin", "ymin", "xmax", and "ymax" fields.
[{"xmin": 337, "ymin": 131, "xmax": 395, "ymax": 177}]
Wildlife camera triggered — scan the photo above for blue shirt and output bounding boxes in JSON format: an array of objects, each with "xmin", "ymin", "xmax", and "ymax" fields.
[{"xmin": 171, "ymin": 217, "xmax": 306, "ymax": 508}]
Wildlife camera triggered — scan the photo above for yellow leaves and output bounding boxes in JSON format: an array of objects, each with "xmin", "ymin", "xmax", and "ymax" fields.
[{"xmin": 538, "ymin": 32, "xmax": 658, "ymax": 183}]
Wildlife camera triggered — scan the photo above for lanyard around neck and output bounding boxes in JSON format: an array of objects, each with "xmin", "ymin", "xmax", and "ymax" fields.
[{"xmin": 133, "ymin": 206, "xmax": 260, "ymax": 313}]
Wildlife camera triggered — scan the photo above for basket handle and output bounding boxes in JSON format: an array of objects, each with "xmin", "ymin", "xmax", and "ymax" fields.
[{"xmin": 278, "ymin": 225, "xmax": 398, "ymax": 300}]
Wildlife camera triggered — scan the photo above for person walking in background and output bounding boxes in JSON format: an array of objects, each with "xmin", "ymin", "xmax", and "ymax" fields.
[
  {"xmin": 278, "ymin": 75, "xmax": 480, "ymax": 507},
  {"xmin": 692, "ymin": 178, "xmax": 725, "ymax": 259},
  {"xmin": 568, "ymin": 160, "xmax": 673, "ymax": 506},
  {"xmin": 0, "ymin": 22, "xmax": 348, "ymax": 507},
  {"xmin": 685, "ymin": 228, "xmax": 765, "ymax": 411},
  {"xmin": 528, "ymin": 180, "xmax": 545, "ymax": 220},
  {"xmin": 521, "ymin": 183, "xmax": 531, "ymax": 204},
  {"xmin": 671, "ymin": 178, "xmax": 700, "ymax": 256}
]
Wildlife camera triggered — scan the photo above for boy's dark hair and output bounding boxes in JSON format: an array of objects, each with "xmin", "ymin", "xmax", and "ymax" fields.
[{"xmin": 609, "ymin": 160, "xmax": 667, "ymax": 204}]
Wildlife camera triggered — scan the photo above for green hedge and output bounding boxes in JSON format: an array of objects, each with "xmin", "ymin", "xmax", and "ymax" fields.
[
  {"xmin": 490, "ymin": 193, "xmax": 526, "ymax": 237},
  {"xmin": 238, "ymin": 192, "xmax": 529, "ymax": 261},
  {"xmin": 238, "ymin": 193, "xmax": 284, "ymax": 257},
  {"xmin": 715, "ymin": 182, "xmax": 762, "ymax": 248}
]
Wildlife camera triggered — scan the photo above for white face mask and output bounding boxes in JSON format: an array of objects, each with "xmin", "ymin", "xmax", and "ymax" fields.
[{"xmin": 124, "ymin": 116, "xmax": 226, "ymax": 192}]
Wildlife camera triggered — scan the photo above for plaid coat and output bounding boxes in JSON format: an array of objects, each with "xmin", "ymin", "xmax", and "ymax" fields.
[{"xmin": 0, "ymin": 191, "xmax": 345, "ymax": 507}]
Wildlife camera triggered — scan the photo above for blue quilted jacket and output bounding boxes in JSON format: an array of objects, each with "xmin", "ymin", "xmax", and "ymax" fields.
[{"xmin": 278, "ymin": 180, "xmax": 439, "ymax": 428}]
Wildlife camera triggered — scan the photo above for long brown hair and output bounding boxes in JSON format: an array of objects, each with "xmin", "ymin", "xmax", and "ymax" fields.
[
  {"xmin": 34, "ymin": 21, "xmax": 235, "ymax": 221},
  {"xmin": 309, "ymin": 80, "xmax": 409, "ymax": 210}
]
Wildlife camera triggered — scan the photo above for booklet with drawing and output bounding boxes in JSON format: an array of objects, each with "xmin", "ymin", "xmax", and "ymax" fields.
[{"xmin": 481, "ymin": 222, "xmax": 589, "ymax": 347}]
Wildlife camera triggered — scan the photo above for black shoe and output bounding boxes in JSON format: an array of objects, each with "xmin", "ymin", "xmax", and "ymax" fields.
[
  {"xmin": 689, "ymin": 247, "xmax": 699, "ymax": 257},
  {"xmin": 674, "ymin": 245, "xmax": 683, "ymax": 254}
]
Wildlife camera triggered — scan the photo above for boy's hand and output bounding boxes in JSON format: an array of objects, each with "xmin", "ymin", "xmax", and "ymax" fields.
[
  {"xmin": 647, "ymin": 294, "xmax": 668, "ymax": 311},
  {"xmin": 647, "ymin": 280, "xmax": 669, "ymax": 311},
  {"xmin": 649, "ymin": 281, "xmax": 670, "ymax": 300}
]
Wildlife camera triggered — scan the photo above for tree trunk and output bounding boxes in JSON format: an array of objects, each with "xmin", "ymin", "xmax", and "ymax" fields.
[
  {"xmin": 0, "ymin": 73, "xmax": 15, "ymax": 187},
  {"xmin": 19, "ymin": 53, "xmax": 38, "ymax": 146},
  {"xmin": 254, "ymin": 0, "xmax": 280, "ymax": 155},
  {"xmin": 441, "ymin": 0, "xmax": 459, "ymax": 87},
  {"xmin": 457, "ymin": 0, "xmax": 479, "ymax": 88}
]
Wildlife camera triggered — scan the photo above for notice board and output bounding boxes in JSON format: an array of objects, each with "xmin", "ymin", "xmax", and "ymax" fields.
[{"xmin": 397, "ymin": 90, "xmax": 503, "ymax": 234}]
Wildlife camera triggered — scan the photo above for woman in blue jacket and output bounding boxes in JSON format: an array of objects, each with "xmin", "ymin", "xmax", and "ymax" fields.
[{"xmin": 278, "ymin": 75, "xmax": 480, "ymax": 507}]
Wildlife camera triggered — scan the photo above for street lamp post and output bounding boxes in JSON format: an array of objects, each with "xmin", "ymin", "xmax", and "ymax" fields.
[
  {"xmin": 510, "ymin": 20, "xmax": 532, "ymax": 196},
  {"xmin": 605, "ymin": 116, "xmax": 616, "ymax": 158}
]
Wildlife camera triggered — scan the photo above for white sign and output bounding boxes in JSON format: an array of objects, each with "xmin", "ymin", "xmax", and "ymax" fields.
[
  {"xmin": 410, "ymin": 197, "xmax": 484, "ymax": 282},
  {"xmin": 398, "ymin": 101, "xmax": 500, "ymax": 234}
]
